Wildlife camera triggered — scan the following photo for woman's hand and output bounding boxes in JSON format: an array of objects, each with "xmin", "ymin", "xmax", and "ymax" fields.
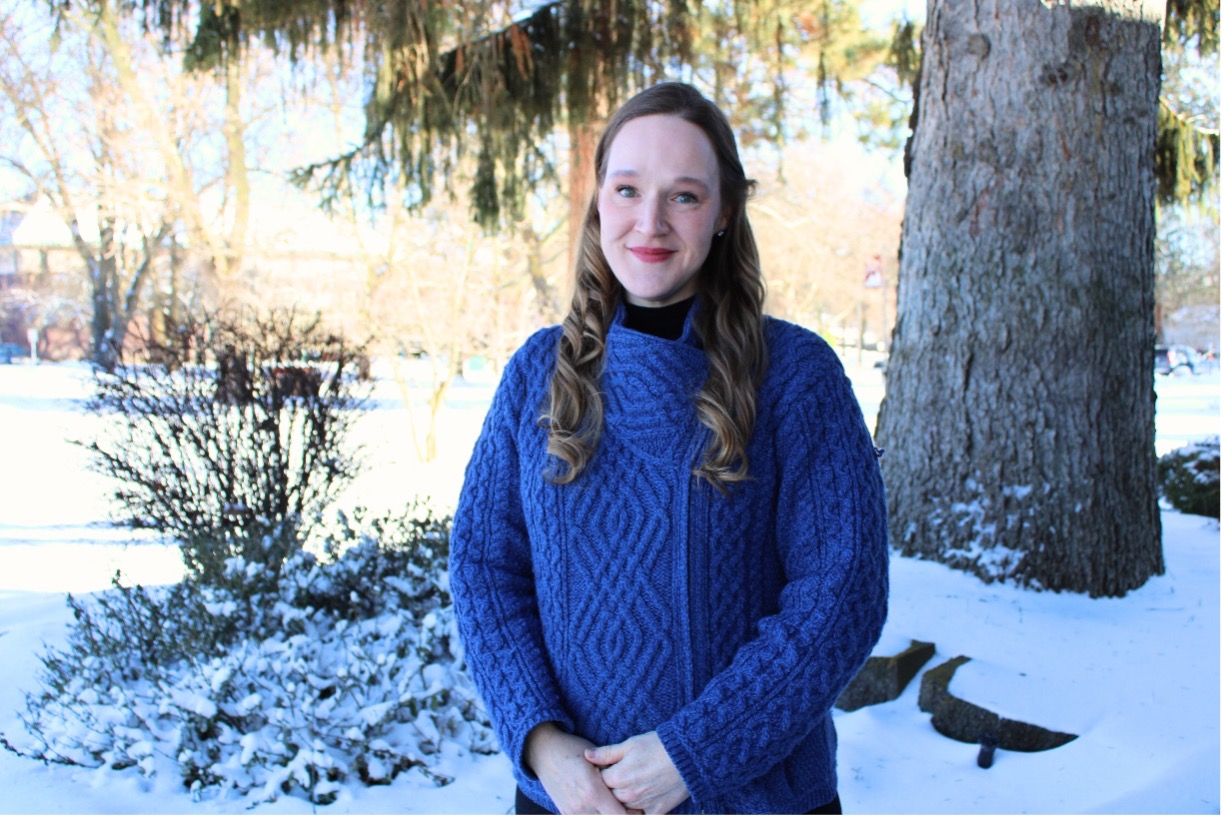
[
  {"xmin": 526, "ymin": 722, "xmax": 632, "ymax": 815},
  {"xmin": 585, "ymin": 731, "xmax": 689, "ymax": 815}
]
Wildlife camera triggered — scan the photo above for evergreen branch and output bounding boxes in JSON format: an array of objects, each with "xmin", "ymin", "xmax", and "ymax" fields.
[
  {"xmin": 1156, "ymin": 92, "xmax": 1221, "ymax": 203},
  {"xmin": 1160, "ymin": 96, "xmax": 1221, "ymax": 137}
]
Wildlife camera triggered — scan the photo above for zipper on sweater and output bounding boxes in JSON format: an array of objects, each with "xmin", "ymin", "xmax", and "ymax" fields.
[{"xmin": 669, "ymin": 428, "xmax": 712, "ymax": 817}]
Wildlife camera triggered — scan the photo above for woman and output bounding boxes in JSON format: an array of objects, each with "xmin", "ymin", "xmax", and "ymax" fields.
[{"xmin": 450, "ymin": 82, "xmax": 888, "ymax": 815}]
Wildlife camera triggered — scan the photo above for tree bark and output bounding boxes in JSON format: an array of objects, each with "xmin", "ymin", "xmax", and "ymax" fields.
[
  {"xmin": 567, "ymin": 118, "xmax": 600, "ymax": 269},
  {"xmin": 877, "ymin": 0, "xmax": 1166, "ymax": 597}
]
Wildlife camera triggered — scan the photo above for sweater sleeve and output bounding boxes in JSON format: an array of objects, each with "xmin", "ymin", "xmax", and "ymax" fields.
[
  {"xmin": 449, "ymin": 337, "xmax": 575, "ymax": 775},
  {"xmin": 655, "ymin": 341, "xmax": 889, "ymax": 805}
]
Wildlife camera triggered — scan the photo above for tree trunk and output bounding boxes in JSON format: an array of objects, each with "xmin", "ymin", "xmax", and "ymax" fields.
[
  {"xmin": 219, "ymin": 37, "xmax": 250, "ymax": 303},
  {"xmin": 80, "ymin": 214, "xmax": 119, "ymax": 371},
  {"xmin": 876, "ymin": 0, "xmax": 1165, "ymax": 597},
  {"xmin": 567, "ymin": 119, "xmax": 600, "ymax": 268}
]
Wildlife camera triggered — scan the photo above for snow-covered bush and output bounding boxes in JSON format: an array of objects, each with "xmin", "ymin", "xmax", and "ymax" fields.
[
  {"xmin": 80, "ymin": 307, "xmax": 371, "ymax": 585},
  {"xmin": 3, "ymin": 506, "xmax": 495, "ymax": 807},
  {"xmin": 1158, "ymin": 437, "xmax": 1220, "ymax": 519}
]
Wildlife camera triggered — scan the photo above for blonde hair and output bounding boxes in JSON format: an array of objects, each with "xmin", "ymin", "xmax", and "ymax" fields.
[{"xmin": 546, "ymin": 83, "xmax": 766, "ymax": 491}]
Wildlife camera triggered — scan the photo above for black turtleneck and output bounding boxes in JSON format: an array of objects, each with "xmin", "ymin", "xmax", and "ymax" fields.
[{"xmin": 622, "ymin": 295, "xmax": 696, "ymax": 341}]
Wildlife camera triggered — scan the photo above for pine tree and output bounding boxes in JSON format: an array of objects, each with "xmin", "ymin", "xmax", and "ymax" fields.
[{"xmin": 68, "ymin": 2, "xmax": 899, "ymax": 232}]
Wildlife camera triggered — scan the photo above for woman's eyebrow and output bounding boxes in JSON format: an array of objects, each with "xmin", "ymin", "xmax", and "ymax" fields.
[
  {"xmin": 606, "ymin": 168, "xmax": 712, "ymax": 190},
  {"xmin": 672, "ymin": 176, "xmax": 712, "ymax": 191}
]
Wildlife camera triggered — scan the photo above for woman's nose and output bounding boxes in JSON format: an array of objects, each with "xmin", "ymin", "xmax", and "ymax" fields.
[{"xmin": 635, "ymin": 198, "xmax": 667, "ymax": 235}]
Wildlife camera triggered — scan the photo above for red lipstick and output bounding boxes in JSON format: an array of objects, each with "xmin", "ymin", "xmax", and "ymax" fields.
[{"xmin": 629, "ymin": 246, "xmax": 676, "ymax": 262}]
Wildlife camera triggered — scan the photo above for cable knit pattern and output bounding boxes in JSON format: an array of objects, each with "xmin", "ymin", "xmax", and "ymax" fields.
[{"xmin": 450, "ymin": 303, "xmax": 889, "ymax": 814}]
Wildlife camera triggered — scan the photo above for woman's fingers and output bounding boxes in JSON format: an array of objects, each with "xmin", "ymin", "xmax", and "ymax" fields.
[
  {"xmin": 527, "ymin": 723, "xmax": 628, "ymax": 814},
  {"xmin": 584, "ymin": 741, "xmax": 627, "ymax": 768},
  {"xmin": 589, "ymin": 732, "xmax": 689, "ymax": 814}
]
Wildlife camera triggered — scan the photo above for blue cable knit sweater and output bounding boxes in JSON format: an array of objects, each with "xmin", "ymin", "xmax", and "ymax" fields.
[{"xmin": 450, "ymin": 303, "xmax": 889, "ymax": 814}]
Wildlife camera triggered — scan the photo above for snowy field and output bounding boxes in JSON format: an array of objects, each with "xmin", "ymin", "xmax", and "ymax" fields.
[{"xmin": 0, "ymin": 358, "xmax": 1219, "ymax": 814}]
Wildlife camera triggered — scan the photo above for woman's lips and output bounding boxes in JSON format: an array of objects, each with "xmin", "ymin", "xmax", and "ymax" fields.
[{"xmin": 629, "ymin": 246, "xmax": 676, "ymax": 263}]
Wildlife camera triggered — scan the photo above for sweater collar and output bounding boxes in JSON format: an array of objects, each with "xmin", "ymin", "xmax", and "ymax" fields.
[
  {"xmin": 609, "ymin": 296, "xmax": 704, "ymax": 351},
  {"xmin": 602, "ymin": 297, "xmax": 709, "ymax": 420}
]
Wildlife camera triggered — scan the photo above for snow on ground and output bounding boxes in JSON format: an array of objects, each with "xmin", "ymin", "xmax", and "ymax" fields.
[{"xmin": 0, "ymin": 360, "xmax": 1219, "ymax": 814}]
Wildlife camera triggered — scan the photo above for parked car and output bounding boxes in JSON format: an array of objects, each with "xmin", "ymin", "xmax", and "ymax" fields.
[
  {"xmin": 1154, "ymin": 345, "xmax": 1200, "ymax": 376},
  {"xmin": 0, "ymin": 342, "xmax": 29, "ymax": 364}
]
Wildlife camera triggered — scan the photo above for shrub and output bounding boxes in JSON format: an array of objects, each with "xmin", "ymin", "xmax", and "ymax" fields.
[
  {"xmin": 1157, "ymin": 437, "xmax": 1220, "ymax": 519},
  {"xmin": 80, "ymin": 307, "xmax": 371, "ymax": 584},
  {"xmin": 3, "ymin": 506, "xmax": 495, "ymax": 807}
]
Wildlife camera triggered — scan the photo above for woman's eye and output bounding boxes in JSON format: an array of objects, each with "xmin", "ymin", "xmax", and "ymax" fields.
[
  {"xmin": 674, "ymin": 192, "xmax": 698, "ymax": 204},
  {"xmin": 615, "ymin": 185, "xmax": 637, "ymax": 198}
]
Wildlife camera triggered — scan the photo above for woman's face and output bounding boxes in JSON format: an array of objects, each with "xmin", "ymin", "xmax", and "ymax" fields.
[{"xmin": 597, "ymin": 114, "xmax": 727, "ymax": 307}]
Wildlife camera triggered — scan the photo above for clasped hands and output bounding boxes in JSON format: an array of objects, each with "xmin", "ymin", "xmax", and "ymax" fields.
[{"xmin": 525, "ymin": 722, "xmax": 690, "ymax": 815}]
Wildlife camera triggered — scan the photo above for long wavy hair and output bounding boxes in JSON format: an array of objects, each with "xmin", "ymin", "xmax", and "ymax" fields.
[{"xmin": 546, "ymin": 82, "xmax": 766, "ymax": 491}]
